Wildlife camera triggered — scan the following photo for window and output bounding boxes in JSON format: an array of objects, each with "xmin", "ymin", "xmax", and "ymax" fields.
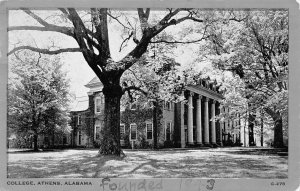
[
  {"xmin": 130, "ymin": 124, "xmax": 137, "ymax": 140},
  {"xmin": 146, "ymin": 123, "xmax": 153, "ymax": 140},
  {"xmin": 95, "ymin": 97, "xmax": 101, "ymax": 113},
  {"xmin": 165, "ymin": 122, "xmax": 172, "ymax": 141},
  {"xmin": 120, "ymin": 124, "xmax": 125, "ymax": 140},
  {"xmin": 165, "ymin": 101, "xmax": 171, "ymax": 110},
  {"xmin": 77, "ymin": 115, "xmax": 82, "ymax": 125},
  {"xmin": 101, "ymin": 95, "xmax": 105, "ymax": 104},
  {"xmin": 95, "ymin": 126, "xmax": 101, "ymax": 140},
  {"xmin": 78, "ymin": 130, "xmax": 82, "ymax": 145}
]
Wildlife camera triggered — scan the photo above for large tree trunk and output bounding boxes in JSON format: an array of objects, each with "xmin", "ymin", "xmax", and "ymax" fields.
[
  {"xmin": 273, "ymin": 113, "xmax": 284, "ymax": 148},
  {"xmin": 248, "ymin": 113, "xmax": 255, "ymax": 146},
  {"xmin": 99, "ymin": 83, "xmax": 123, "ymax": 156},
  {"xmin": 152, "ymin": 101, "xmax": 158, "ymax": 150},
  {"xmin": 33, "ymin": 133, "xmax": 38, "ymax": 151},
  {"xmin": 265, "ymin": 108, "xmax": 284, "ymax": 148},
  {"xmin": 260, "ymin": 112, "xmax": 264, "ymax": 147}
]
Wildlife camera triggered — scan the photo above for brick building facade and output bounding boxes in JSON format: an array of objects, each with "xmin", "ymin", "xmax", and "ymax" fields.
[{"xmin": 70, "ymin": 77, "xmax": 241, "ymax": 148}]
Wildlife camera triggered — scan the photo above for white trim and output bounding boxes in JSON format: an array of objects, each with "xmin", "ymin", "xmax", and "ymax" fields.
[
  {"xmin": 145, "ymin": 122, "xmax": 153, "ymax": 140},
  {"xmin": 77, "ymin": 115, "xmax": 81, "ymax": 125},
  {"xmin": 130, "ymin": 123, "xmax": 137, "ymax": 140}
]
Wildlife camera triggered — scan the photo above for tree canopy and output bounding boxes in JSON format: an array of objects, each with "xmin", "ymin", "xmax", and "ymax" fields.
[{"xmin": 8, "ymin": 51, "xmax": 71, "ymax": 150}]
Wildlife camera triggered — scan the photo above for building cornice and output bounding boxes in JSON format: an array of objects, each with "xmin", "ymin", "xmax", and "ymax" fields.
[{"xmin": 186, "ymin": 85, "xmax": 224, "ymax": 101}]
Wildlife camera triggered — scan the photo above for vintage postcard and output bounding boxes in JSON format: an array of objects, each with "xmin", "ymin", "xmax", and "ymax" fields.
[{"xmin": 0, "ymin": 0, "xmax": 299, "ymax": 190}]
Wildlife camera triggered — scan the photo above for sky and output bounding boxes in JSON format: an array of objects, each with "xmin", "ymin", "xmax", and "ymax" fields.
[
  {"xmin": 8, "ymin": 7, "xmax": 297, "ymax": 103},
  {"xmin": 8, "ymin": 9, "xmax": 204, "ymax": 101}
]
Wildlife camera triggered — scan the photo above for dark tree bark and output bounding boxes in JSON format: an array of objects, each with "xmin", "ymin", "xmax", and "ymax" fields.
[
  {"xmin": 152, "ymin": 101, "xmax": 158, "ymax": 150},
  {"xmin": 33, "ymin": 132, "xmax": 38, "ymax": 151},
  {"xmin": 273, "ymin": 114, "xmax": 284, "ymax": 148},
  {"xmin": 99, "ymin": 83, "xmax": 123, "ymax": 155},
  {"xmin": 260, "ymin": 111, "xmax": 264, "ymax": 147},
  {"xmin": 248, "ymin": 113, "xmax": 255, "ymax": 146},
  {"xmin": 9, "ymin": 8, "xmax": 207, "ymax": 156},
  {"xmin": 265, "ymin": 108, "xmax": 284, "ymax": 148}
]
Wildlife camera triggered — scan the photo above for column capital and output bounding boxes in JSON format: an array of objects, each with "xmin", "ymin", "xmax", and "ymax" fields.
[
  {"xmin": 212, "ymin": 100, "xmax": 216, "ymax": 104},
  {"xmin": 198, "ymin": 95, "xmax": 203, "ymax": 100},
  {"xmin": 189, "ymin": 92, "xmax": 194, "ymax": 97},
  {"xmin": 204, "ymin": 97, "xmax": 209, "ymax": 102}
]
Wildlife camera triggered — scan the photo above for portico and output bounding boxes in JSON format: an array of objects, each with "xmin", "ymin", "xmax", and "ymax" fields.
[{"xmin": 175, "ymin": 81, "xmax": 224, "ymax": 148}]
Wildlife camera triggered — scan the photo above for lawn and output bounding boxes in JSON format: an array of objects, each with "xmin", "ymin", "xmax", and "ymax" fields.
[{"xmin": 7, "ymin": 147, "xmax": 288, "ymax": 178}]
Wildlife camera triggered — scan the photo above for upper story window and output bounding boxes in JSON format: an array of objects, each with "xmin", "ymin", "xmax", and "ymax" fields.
[
  {"xmin": 120, "ymin": 124, "xmax": 125, "ymax": 140},
  {"xmin": 77, "ymin": 115, "xmax": 82, "ymax": 125},
  {"xmin": 130, "ymin": 124, "xmax": 137, "ymax": 140},
  {"xmin": 95, "ymin": 97, "xmax": 101, "ymax": 113},
  {"xmin": 146, "ymin": 123, "xmax": 153, "ymax": 140}
]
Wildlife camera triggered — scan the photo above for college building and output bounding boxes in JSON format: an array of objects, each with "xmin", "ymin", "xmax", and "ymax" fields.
[{"xmin": 69, "ymin": 76, "xmax": 242, "ymax": 149}]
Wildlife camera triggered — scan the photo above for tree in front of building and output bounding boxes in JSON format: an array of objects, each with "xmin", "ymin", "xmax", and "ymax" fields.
[
  {"xmin": 9, "ymin": 8, "xmax": 222, "ymax": 156},
  {"xmin": 8, "ymin": 51, "xmax": 71, "ymax": 151},
  {"xmin": 204, "ymin": 10, "xmax": 288, "ymax": 147}
]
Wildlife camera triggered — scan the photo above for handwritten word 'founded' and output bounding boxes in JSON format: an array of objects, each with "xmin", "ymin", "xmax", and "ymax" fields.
[{"xmin": 100, "ymin": 178, "xmax": 163, "ymax": 191}]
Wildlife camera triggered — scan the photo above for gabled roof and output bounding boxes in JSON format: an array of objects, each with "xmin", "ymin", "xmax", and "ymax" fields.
[{"xmin": 85, "ymin": 76, "xmax": 102, "ymax": 88}]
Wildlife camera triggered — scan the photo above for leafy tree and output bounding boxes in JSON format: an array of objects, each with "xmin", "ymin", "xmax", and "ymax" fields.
[
  {"xmin": 9, "ymin": 8, "xmax": 217, "ymax": 155},
  {"xmin": 204, "ymin": 10, "xmax": 288, "ymax": 147},
  {"xmin": 8, "ymin": 51, "xmax": 70, "ymax": 151}
]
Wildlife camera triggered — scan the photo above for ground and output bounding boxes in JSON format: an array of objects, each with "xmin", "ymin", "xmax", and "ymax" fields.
[{"xmin": 7, "ymin": 147, "xmax": 288, "ymax": 178}]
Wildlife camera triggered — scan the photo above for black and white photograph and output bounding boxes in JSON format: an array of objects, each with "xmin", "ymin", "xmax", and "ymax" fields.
[{"xmin": 1, "ymin": 0, "xmax": 300, "ymax": 190}]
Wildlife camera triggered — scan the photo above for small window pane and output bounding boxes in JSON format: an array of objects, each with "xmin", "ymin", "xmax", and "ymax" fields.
[
  {"xmin": 96, "ymin": 98, "xmax": 101, "ymax": 113},
  {"xmin": 131, "ymin": 124, "xmax": 137, "ymax": 140},
  {"xmin": 146, "ymin": 123, "xmax": 153, "ymax": 139},
  {"xmin": 95, "ymin": 126, "xmax": 101, "ymax": 140},
  {"xmin": 120, "ymin": 124, "xmax": 125, "ymax": 140},
  {"xmin": 78, "ymin": 115, "xmax": 82, "ymax": 125}
]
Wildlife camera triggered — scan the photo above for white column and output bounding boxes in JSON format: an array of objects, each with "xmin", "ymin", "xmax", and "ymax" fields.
[
  {"xmin": 224, "ymin": 107, "xmax": 228, "ymax": 141},
  {"xmin": 188, "ymin": 92, "xmax": 194, "ymax": 145},
  {"xmin": 219, "ymin": 106, "xmax": 224, "ymax": 146},
  {"xmin": 180, "ymin": 100, "xmax": 185, "ymax": 148},
  {"xmin": 204, "ymin": 97, "xmax": 210, "ymax": 145},
  {"xmin": 196, "ymin": 95, "xmax": 202, "ymax": 145},
  {"xmin": 211, "ymin": 100, "xmax": 216, "ymax": 144}
]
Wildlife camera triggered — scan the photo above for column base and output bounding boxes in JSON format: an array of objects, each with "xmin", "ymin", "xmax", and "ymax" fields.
[
  {"xmin": 188, "ymin": 142, "xmax": 195, "ymax": 146},
  {"xmin": 203, "ymin": 142, "xmax": 211, "ymax": 147},
  {"xmin": 217, "ymin": 141, "xmax": 223, "ymax": 147},
  {"xmin": 196, "ymin": 142, "xmax": 203, "ymax": 147},
  {"xmin": 211, "ymin": 143, "xmax": 219, "ymax": 148}
]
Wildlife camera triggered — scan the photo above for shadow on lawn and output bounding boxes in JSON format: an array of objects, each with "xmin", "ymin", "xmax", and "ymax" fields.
[
  {"xmin": 8, "ymin": 151, "xmax": 123, "ymax": 178},
  {"xmin": 7, "ymin": 149, "xmax": 288, "ymax": 179},
  {"xmin": 221, "ymin": 148, "xmax": 288, "ymax": 156}
]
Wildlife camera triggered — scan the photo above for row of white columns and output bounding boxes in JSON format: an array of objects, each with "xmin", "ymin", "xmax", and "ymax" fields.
[{"xmin": 182, "ymin": 92, "xmax": 218, "ymax": 147}]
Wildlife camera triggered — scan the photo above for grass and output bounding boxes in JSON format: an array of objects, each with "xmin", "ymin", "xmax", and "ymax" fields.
[{"xmin": 7, "ymin": 147, "xmax": 288, "ymax": 178}]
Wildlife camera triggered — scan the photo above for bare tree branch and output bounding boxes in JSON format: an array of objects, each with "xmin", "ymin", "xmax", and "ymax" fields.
[
  {"xmin": 150, "ymin": 37, "xmax": 209, "ymax": 44},
  {"xmin": 8, "ymin": 46, "xmax": 82, "ymax": 56},
  {"xmin": 107, "ymin": 12, "xmax": 131, "ymax": 30},
  {"xmin": 119, "ymin": 31, "xmax": 133, "ymax": 52},
  {"xmin": 19, "ymin": 8, "xmax": 74, "ymax": 37}
]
